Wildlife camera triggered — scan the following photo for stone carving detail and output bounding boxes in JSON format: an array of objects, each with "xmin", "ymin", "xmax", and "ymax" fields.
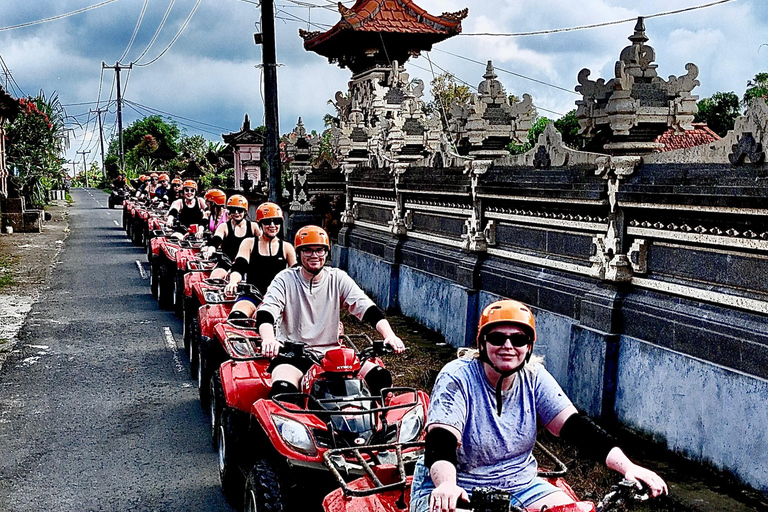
[
  {"xmin": 729, "ymin": 132, "xmax": 765, "ymax": 165},
  {"xmin": 576, "ymin": 17, "xmax": 699, "ymax": 152},
  {"xmin": 285, "ymin": 118, "xmax": 322, "ymax": 212},
  {"xmin": 533, "ymin": 146, "xmax": 551, "ymax": 169},
  {"xmin": 628, "ymin": 239, "xmax": 648, "ymax": 274},
  {"xmin": 449, "ymin": 61, "xmax": 535, "ymax": 159}
]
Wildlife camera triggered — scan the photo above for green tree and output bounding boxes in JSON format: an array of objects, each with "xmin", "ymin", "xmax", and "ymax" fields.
[
  {"xmin": 427, "ymin": 72, "xmax": 471, "ymax": 126},
  {"xmin": 6, "ymin": 91, "xmax": 68, "ymax": 206},
  {"xmin": 743, "ymin": 72, "xmax": 768, "ymax": 105},
  {"xmin": 553, "ymin": 110, "xmax": 587, "ymax": 149},
  {"xmin": 694, "ymin": 92, "xmax": 740, "ymax": 137},
  {"xmin": 508, "ymin": 117, "xmax": 550, "ymax": 155},
  {"xmin": 106, "ymin": 115, "xmax": 180, "ymax": 177}
]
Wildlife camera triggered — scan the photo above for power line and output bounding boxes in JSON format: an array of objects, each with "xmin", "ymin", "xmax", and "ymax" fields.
[
  {"xmin": 434, "ymin": 48, "xmax": 579, "ymax": 96},
  {"xmin": 119, "ymin": 0, "xmax": 150, "ymax": 62},
  {"xmin": 123, "ymin": 99, "xmax": 234, "ymax": 132},
  {"xmin": 0, "ymin": 55, "xmax": 26, "ymax": 97},
  {"xmin": 131, "ymin": 0, "xmax": 177, "ymax": 64},
  {"xmin": 0, "ymin": 0, "xmax": 122, "ymax": 32},
  {"xmin": 459, "ymin": 0, "xmax": 738, "ymax": 37},
  {"xmin": 134, "ymin": 0, "xmax": 204, "ymax": 67}
]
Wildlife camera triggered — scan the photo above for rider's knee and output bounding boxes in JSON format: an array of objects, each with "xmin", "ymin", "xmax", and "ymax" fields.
[
  {"xmin": 363, "ymin": 365, "xmax": 392, "ymax": 397},
  {"xmin": 269, "ymin": 379, "xmax": 299, "ymax": 400},
  {"xmin": 228, "ymin": 310, "xmax": 249, "ymax": 320}
]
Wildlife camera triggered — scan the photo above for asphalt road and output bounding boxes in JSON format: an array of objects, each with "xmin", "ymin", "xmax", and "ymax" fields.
[{"xmin": 0, "ymin": 189, "xmax": 231, "ymax": 511}]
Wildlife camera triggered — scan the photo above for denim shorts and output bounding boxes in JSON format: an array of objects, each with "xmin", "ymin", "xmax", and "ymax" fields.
[{"xmin": 409, "ymin": 458, "xmax": 561, "ymax": 512}]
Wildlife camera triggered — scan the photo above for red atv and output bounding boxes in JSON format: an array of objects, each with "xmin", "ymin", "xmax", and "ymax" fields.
[
  {"xmin": 198, "ymin": 284, "xmax": 263, "ymax": 409},
  {"xmin": 181, "ymin": 257, "xmax": 221, "ymax": 370},
  {"xmin": 149, "ymin": 229, "xmax": 204, "ymax": 311},
  {"xmin": 320, "ymin": 443, "xmax": 652, "ymax": 512},
  {"xmin": 218, "ymin": 337, "xmax": 429, "ymax": 508}
]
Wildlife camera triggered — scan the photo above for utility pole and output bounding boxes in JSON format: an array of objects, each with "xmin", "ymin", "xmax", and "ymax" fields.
[
  {"xmin": 90, "ymin": 106, "xmax": 108, "ymax": 179},
  {"xmin": 77, "ymin": 150, "xmax": 91, "ymax": 188},
  {"xmin": 256, "ymin": 0, "xmax": 282, "ymax": 203},
  {"xmin": 102, "ymin": 62, "xmax": 132, "ymax": 172}
]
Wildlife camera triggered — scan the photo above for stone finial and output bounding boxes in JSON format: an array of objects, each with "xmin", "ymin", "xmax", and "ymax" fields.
[
  {"xmin": 575, "ymin": 18, "xmax": 701, "ymax": 154},
  {"xmin": 483, "ymin": 61, "xmax": 497, "ymax": 81},
  {"xmin": 243, "ymin": 113, "xmax": 251, "ymax": 131}
]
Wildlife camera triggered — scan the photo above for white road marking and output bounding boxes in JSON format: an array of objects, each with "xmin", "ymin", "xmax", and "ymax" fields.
[
  {"xmin": 113, "ymin": 220, "xmax": 120, "ymax": 227},
  {"xmin": 163, "ymin": 327, "xmax": 185, "ymax": 375},
  {"xmin": 28, "ymin": 345, "xmax": 49, "ymax": 350},
  {"xmin": 135, "ymin": 261, "xmax": 148, "ymax": 279}
]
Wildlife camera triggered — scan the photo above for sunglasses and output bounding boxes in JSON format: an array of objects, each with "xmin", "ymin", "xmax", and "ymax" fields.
[
  {"xmin": 183, "ymin": 188, "xmax": 196, "ymax": 193},
  {"xmin": 227, "ymin": 207, "xmax": 246, "ymax": 214},
  {"xmin": 484, "ymin": 332, "xmax": 531, "ymax": 347},
  {"xmin": 259, "ymin": 219, "xmax": 282, "ymax": 226}
]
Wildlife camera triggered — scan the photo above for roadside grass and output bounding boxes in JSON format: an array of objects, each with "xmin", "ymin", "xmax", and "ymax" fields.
[{"xmin": 0, "ymin": 254, "xmax": 17, "ymax": 289}]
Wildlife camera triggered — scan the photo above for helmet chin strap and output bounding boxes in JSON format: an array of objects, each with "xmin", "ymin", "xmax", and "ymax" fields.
[{"xmin": 479, "ymin": 345, "xmax": 532, "ymax": 416}]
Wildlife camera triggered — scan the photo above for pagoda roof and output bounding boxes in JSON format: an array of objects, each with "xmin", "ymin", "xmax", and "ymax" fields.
[
  {"xmin": 222, "ymin": 114, "xmax": 265, "ymax": 146},
  {"xmin": 654, "ymin": 123, "xmax": 720, "ymax": 152},
  {"xmin": 301, "ymin": 0, "xmax": 467, "ymax": 72}
]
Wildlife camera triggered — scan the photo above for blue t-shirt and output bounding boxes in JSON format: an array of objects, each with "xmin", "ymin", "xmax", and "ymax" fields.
[{"xmin": 425, "ymin": 358, "xmax": 572, "ymax": 494}]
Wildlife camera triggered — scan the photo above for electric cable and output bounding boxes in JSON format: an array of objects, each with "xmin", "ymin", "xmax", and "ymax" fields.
[
  {"xmin": 459, "ymin": 0, "xmax": 738, "ymax": 37},
  {"xmin": 0, "ymin": 0, "xmax": 122, "ymax": 32},
  {"xmin": 123, "ymin": 99, "xmax": 233, "ymax": 132},
  {"xmin": 119, "ymin": 0, "xmax": 150, "ymax": 62},
  {"xmin": 134, "ymin": 0, "xmax": 204, "ymax": 67},
  {"xmin": 131, "ymin": 0, "xmax": 177, "ymax": 64},
  {"xmin": 0, "ymin": 55, "xmax": 26, "ymax": 97}
]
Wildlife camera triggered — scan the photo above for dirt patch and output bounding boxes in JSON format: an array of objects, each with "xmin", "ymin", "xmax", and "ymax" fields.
[{"xmin": 0, "ymin": 201, "xmax": 69, "ymax": 371}]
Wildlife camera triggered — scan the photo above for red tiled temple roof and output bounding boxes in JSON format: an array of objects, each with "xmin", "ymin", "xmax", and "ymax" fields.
[
  {"xmin": 654, "ymin": 123, "xmax": 721, "ymax": 152},
  {"xmin": 301, "ymin": 0, "xmax": 467, "ymax": 71}
]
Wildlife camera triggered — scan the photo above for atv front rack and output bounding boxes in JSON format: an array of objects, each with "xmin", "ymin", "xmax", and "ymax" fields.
[
  {"xmin": 272, "ymin": 386, "xmax": 419, "ymax": 417},
  {"xmin": 323, "ymin": 441, "xmax": 424, "ymax": 498}
]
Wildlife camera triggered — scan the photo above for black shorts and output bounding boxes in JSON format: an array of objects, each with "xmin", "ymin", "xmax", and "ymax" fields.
[
  {"xmin": 214, "ymin": 260, "xmax": 232, "ymax": 272},
  {"xmin": 267, "ymin": 353, "xmax": 315, "ymax": 374}
]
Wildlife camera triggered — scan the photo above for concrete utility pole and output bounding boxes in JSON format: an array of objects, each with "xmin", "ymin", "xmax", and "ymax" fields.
[
  {"xmin": 90, "ymin": 106, "xmax": 108, "ymax": 179},
  {"xmin": 256, "ymin": 0, "xmax": 282, "ymax": 203},
  {"xmin": 77, "ymin": 150, "xmax": 91, "ymax": 188},
  {"xmin": 102, "ymin": 62, "xmax": 132, "ymax": 172}
]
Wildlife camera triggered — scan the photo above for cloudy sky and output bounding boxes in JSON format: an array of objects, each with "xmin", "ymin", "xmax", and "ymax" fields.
[{"xmin": 1, "ymin": 0, "xmax": 766, "ymax": 169}]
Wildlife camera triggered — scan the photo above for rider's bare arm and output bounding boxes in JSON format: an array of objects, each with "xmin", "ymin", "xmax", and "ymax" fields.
[
  {"xmin": 426, "ymin": 426, "xmax": 467, "ymax": 512},
  {"xmin": 284, "ymin": 243, "xmax": 297, "ymax": 267},
  {"xmin": 224, "ymin": 238, "xmax": 255, "ymax": 294},
  {"xmin": 203, "ymin": 222, "xmax": 228, "ymax": 257},
  {"xmin": 549, "ymin": 407, "xmax": 668, "ymax": 498},
  {"xmin": 373, "ymin": 317, "xmax": 405, "ymax": 353},
  {"xmin": 256, "ymin": 314, "xmax": 281, "ymax": 358}
]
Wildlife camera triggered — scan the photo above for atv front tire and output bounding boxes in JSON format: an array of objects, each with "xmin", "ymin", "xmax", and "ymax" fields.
[{"xmin": 244, "ymin": 458, "xmax": 288, "ymax": 512}]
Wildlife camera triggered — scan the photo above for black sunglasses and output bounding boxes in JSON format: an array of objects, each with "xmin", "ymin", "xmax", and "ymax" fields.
[
  {"xmin": 259, "ymin": 218, "xmax": 282, "ymax": 226},
  {"xmin": 484, "ymin": 332, "xmax": 531, "ymax": 347},
  {"xmin": 227, "ymin": 207, "xmax": 246, "ymax": 214}
]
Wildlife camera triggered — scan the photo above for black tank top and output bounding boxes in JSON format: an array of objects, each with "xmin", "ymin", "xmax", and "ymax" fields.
[
  {"xmin": 247, "ymin": 238, "xmax": 288, "ymax": 295},
  {"xmin": 178, "ymin": 199, "xmax": 204, "ymax": 228},
  {"xmin": 221, "ymin": 220, "xmax": 253, "ymax": 261}
]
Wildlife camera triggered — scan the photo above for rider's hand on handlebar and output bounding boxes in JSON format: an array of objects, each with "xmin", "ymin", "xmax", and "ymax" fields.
[
  {"xmin": 383, "ymin": 334, "xmax": 405, "ymax": 354},
  {"xmin": 224, "ymin": 282, "xmax": 238, "ymax": 296},
  {"xmin": 261, "ymin": 337, "xmax": 282, "ymax": 358},
  {"xmin": 430, "ymin": 483, "xmax": 469, "ymax": 512},
  {"xmin": 623, "ymin": 464, "xmax": 668, "ymax": 498},
  {"xmin": 202, "ymin": 246, "xmax": 214, "ymax": 259}
]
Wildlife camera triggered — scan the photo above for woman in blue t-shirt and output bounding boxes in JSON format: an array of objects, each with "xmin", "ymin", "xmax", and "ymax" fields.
[{"xmin": 410, "ymin": 300, "xmax": 667, "ymax": 512}]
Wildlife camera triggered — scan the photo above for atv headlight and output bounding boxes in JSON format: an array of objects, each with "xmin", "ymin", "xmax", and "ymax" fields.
[
  {"xmin": 273, "ymin": 415, "xmax": 317, "ymax": 456},
  {"xmin": 398, "ymin": 406, "xmax": 424, "ymax": 443}
]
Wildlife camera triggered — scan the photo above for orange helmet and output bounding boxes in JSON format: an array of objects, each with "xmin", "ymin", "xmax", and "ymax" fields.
[
  {"xmin": 256, "ymin": 202, "xmax": 283, "ymax": 222},
  {"xmin": 204, "ymin": 189, "xmax": 226, "ymax": 206},
  {"xmin": 139, "ymin": 175, "xmax": 148, "ymax": 182},
  {"xmin": 227, "ymin": 195, "xmax": 248, "ymax": 209},
  {"xmin": 150, "ymin": 172, "xmax": 159, "ymax": 179},
  {"xmin": 477, "ymin": 300, "xmax": 536, "ymax": 346},
  {"xmin": 158, "ymin": 173, "xmax": 169, "ymax": 182},
  {"xmin": 182, "ymin": 180, "xmax": 197, "ymax": 190},
  {"xmin": 171, "ymin": 178, "xmax": 182, "ymax": 185},
  {"xmin": 294, "ymin": 225, "xmax": 330, "ymax": 251}
]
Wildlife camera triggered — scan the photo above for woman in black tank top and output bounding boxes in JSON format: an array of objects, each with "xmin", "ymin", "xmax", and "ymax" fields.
[
  {"xmin": 166, "ymin": 180, "xmax": 207, "ymax": 238},
  {"xmin": 224, "ymin": 202, "xmax": 296, "ymax": 319},
  {"xmin": 201, "ymin": 194, "xmax": 261, "ymax": 280}
]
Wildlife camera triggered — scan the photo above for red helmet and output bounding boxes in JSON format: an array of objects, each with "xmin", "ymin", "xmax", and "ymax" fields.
[
  {"xmin": 227, "ymin": 195, "xmax": 248, "ymax": 209},
  {"xmin": 139, "ymin": 175, "xmax": 148, "ymax": 182},
  {"xmin": 256, "ymin": 202, "xmax": 283, "ymax": 222},
  {"xmin": 294, "ymin": 225, "xmax": 330, "ymax": 251},
  {"xmin": 158, "ymin": 173, "xmax": 169, "ymax": 182},
  {"xmin": 477, "ymin": 300, "xmax": 536, "ymax": 346},
  {"xmin": 204, "ymin": 189, "xmax": 226, "ymax": 206},
  {"xmin": 171, "ymin": 178, "xmax": 182, "ymax": 185},
  {"xmin": 182, "ymin": 180, "xmax": 197, "ymax": 190}
]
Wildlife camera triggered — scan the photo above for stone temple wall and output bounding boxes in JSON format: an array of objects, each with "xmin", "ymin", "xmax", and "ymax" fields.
[{"xmin": 328, "ymin": 100, "xmax": 768, "ymax": 493}]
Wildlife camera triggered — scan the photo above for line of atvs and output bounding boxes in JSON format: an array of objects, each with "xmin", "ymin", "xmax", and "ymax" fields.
[{"xmin": 118, "ymin": 194, "xmax": 649, "ymax": 512}]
